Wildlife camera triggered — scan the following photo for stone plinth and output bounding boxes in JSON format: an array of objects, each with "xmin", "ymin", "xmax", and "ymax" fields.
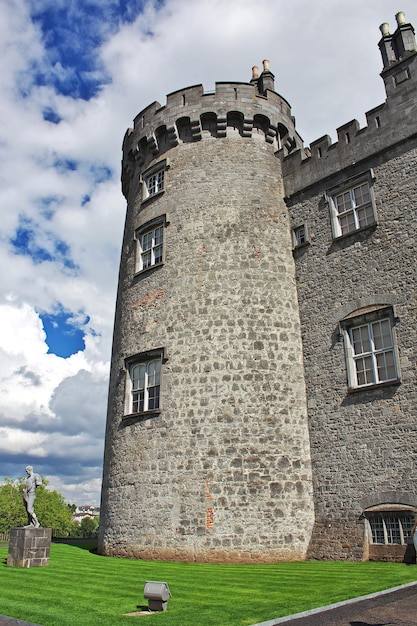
[{"xmin": 7, "ymin": 527, "xmax": 52, "ymax": 568}]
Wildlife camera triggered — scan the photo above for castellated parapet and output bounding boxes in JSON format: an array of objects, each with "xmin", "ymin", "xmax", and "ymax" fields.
[
  {"xmin": 283, "ymin": 13, "xmax": 417, "ymax": 197},
  {"xmin": 100, "ymin": 13, "xmax": 417, "ymax": 564},
  {"xmin": 121, "ymin": 67, "xmax": 303, "ymax": 199}
]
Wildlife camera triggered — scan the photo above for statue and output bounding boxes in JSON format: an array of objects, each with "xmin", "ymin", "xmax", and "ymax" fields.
[{"xmin": 23, "ymin": 466, "xmax": 42, "ymax": 528}]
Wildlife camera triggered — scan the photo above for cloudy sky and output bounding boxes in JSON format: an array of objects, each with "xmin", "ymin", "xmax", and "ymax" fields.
[{"xmin": 0, "ymin": 0, "xmax": 415, "ymax": 506}]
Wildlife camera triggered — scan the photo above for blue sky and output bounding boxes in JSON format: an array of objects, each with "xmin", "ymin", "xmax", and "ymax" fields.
[{"xmin": 0, "ymin": 0, "xmax": 415, "ymax": 505}]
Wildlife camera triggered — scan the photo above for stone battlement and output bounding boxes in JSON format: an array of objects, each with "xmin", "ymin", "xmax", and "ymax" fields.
[
  {"xmin": 121, "ymin": 63, "xmax": 304, "ymax": 198},
  {"xmin": 283, "ymin": 14, "xmax": 417, "ymax": 197},
  {"xmin": 282, "ymin": 75, "xmax": 417, "ymax": 197}
]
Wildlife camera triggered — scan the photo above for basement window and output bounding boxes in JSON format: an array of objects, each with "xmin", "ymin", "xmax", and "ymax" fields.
[{"xmin": 365, "ymin": 510, "xmax": 415, "ymax": 545}]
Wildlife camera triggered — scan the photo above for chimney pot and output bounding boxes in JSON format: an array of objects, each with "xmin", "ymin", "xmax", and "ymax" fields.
[
  {"xmin": 396, "ymin": 11, "xmax": 406, "ymax": 26},
  {"xmin": 380, "ymin": 22, "xmax": 390, "ymax": 36}
]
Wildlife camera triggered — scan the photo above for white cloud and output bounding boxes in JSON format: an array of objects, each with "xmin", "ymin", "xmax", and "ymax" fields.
[
  {"xmin": 47, "ymin": 475, "xmax": 103, "ymax": 507},
  {"xmin": 0, "ymin": 427, "xmax": 48, "ymax": 456},
  {"xmin": 0, "ymin": 0, "xmax": 415, "ymax": 505},
  {"xmin": 0, "ymin": 302, "xmax": 105, "ymax": 418}
]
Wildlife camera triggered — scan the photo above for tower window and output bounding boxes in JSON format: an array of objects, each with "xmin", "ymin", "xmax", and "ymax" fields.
[
  {"xmin": 124, "ymin": 349, "xmax": 165, "ymax": 417},
  {"xmin": 135, "ymin": 216, "xmax": 165, "ymax": 273},
  {"xmin": 327, "ymin": 173, "xmax": 377, "ymax": 238},
  {"xmin": 340, "ymin": 307, "xmax": 400, "ymax": 390},
  {"xmin": 145, "ymin": 169, "xmax": 164, "ymax": 197},
  {"xmin": 131, "ymin": 359, "xmax": 161, "ymax": 413},
  {"xmin": 142, "ymin": 159, "xmax": 168, "ymax": 201}
]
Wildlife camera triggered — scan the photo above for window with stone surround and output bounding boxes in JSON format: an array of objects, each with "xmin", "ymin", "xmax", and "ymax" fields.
[
  {"xmin": 327, "ymin": 172, "xmax": 377, "ymax": 238},
  {"xmin": 142, "ymin": 159, "xmax": 168, "ymax": 201},
  {"xmin": 146, "ymin": 169, "xmax": 164, "ymax": 196},
  {"xmin": 365, "ymin": 510, "xmax": 414, "ymax": 545},
  {"xmin": 340, "ymin": 306, "xmax": 400, "ymax": 390},
  {"xmin": 135, "ymin": 216, "xmax": 165, "ymax": 273},
  {"xmin": 124, "ymin": 349, "xmax": 165, "ymax": 417},
  {"xmin": 292, "ymin": 223, "xmax": 309, "ymax": 248}
]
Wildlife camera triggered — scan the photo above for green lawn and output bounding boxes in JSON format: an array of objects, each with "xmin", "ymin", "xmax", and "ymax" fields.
[{"xmin": 1, "ymin": 541, "xmax": 417, "ymax": 626}]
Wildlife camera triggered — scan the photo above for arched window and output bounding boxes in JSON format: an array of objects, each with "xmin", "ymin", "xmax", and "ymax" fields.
[{"xmin": 366, "ymin": 509, "xmax": 414, "ymax": 545}]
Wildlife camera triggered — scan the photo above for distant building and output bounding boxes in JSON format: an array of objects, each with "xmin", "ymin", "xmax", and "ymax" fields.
[
  {"xmin": 99, "ymin": 12, "xmax": 417, "ymax": 562},
  {"xmin": 72, "ymin": 505, "xmax": 100, "ymax": 525}
]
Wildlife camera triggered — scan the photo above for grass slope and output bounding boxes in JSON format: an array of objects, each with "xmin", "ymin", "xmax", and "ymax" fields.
[{"xmin": 1, "ymin": 541, "xmax": 417, "ymax": 626}]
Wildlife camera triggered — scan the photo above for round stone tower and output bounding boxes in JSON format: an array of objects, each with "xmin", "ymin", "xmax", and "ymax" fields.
[{"xmin": 99, "ymin": 62, "xmax": 315, "ymax": 562}]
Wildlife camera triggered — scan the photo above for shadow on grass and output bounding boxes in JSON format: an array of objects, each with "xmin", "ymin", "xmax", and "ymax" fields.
[{"xmin": 52, "ymin": 538, "xmax": 98, "ymax": 553}]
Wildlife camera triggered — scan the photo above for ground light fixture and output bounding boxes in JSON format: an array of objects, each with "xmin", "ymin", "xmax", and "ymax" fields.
[{"xmin": 143, "ymin": 580, "xmax": 172, "ymax": 611}]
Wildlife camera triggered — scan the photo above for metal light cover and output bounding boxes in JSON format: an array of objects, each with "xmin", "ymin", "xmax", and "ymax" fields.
[{"xmin": 143, "ymin": 580, "xmax": 172, "ymax": 612}]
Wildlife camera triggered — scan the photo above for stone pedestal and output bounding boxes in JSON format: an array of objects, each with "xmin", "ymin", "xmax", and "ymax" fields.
[{"xmin": 7, "ymin": 527, "xmax": 52, "ymax": 568}]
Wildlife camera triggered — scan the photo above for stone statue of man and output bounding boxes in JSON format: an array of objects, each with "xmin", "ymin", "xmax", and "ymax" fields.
[{"xmin": 23, "ymin": 466, "xmax": 42, "ymax": 528}]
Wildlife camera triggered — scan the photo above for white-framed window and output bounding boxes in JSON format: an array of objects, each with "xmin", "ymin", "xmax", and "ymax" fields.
[
  {"xmin": 341, "ymin": 307, "xmax": 400, "ymax": 390},
  {"xmin": 125, "ymin": 349, "xmax": 164, "ymax": 416},
  {"xmin": 328, "ymin": 173, "xmax": 377, "ymax": 238},
  {"xmin": 146, "ymin": 169, "xmax": 164, "ymax": 197},
  {"xmin": 142, "ymin": 159, "xmax": 168, "ymax": 201},
  {"xmin": 137, "ymin": 224, "xmax": 163, "ymax": 271},
  {"xmin": 292, "ymin": 223, "xmax": 309, "ymax": 248},
  {"xmin": 366, "ymin": 512, "xmax": 414, "ymax": 545},
  {"xmin": 135, "ymin": 216, "xmax": 165, "ymax": 273}
]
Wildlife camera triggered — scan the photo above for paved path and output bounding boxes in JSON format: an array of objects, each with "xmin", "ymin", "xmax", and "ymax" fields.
[{"xmin": 254, "ymin": 582, "xmax": 417, "ymax": 626}]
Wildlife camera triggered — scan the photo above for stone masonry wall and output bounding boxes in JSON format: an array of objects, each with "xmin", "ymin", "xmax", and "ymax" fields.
[
  {"xmin": 99, "ymin": 130, "xmax": 315, "ymax": 563},
  {"xmin": 100, "ymin": 17, "xmax": 417, "ymax": 564},
  {"xmin": 287, "ymin": 137, "xmax": 417, "ymax": 560}
]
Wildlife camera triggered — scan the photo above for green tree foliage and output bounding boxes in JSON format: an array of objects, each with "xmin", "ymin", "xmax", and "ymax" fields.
[
  {"xmin": 80, "ymin": 515, "xmax": 99, "ymax": 538},
  {"xmin": 69, "ymin": 521, "xmax": 83, "ymax": 538},
  {"xmin": 0, "ymin": 479, "xmax": 26, "ymax": 533},
  {"xmin": 0, "ymin": 477, "xmax": 74, "ymax": 537},
  {"xmin": 34, "ymin": 486, "xmax": 74, "ymax": 537}
]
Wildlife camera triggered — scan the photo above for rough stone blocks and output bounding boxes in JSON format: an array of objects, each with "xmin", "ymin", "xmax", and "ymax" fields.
[{"xmin": 7, "ymin": 527, "xmax": 52, "ymax": 568}]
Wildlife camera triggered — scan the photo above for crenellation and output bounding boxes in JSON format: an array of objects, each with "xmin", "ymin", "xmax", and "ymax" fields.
[
  {"xmin": 122, "ymin": 78, "xmax": 302, "ymax": 198},
  {"xmin": 283, "ymin": 81, "xmax": 417, "ymax": 197},
  {"xmin": 336, "ymin": 119, "xmax": 361, "ymax": 144}
]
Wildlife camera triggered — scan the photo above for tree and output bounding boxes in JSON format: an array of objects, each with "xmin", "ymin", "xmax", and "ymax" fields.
[
  {"xmin": 0, "ymin": 477, "xmax": 74, "ymax": 536},
  {"xmin": 0, "ymin": 479, "xmax": 26, "ymax": 533},
  {"xmin": 80, "ymin": 515, "xmax": 99, "ymax": 538},
  {"xmin": 34, "ymin": 485, "xmax": 74, "ymax": 537}
]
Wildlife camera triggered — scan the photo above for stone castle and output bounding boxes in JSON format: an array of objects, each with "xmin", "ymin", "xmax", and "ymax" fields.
[{"xmin": 98, "ymin": 12, "xmax": 417, "ymax": 562}]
